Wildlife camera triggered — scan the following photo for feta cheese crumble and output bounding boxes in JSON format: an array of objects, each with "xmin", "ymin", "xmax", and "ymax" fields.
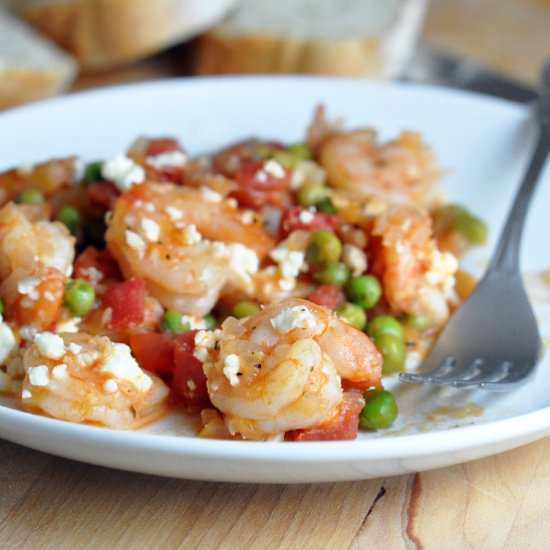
[
  {"xmin": 52, "ymin": 364, "xmax": 68, "ymax": 380},
  {"xmin": 425, "ymin": 250, "xmax": 458, "ymax": 293},
  {"xmin": 165, "ymin": 206, "xmax": 183, "ymax": 221},
  {"xmin": 181, "ymin": 224, "xmax": 202, "ymax": 245},
  {"xmin": 125, "ymin": 230, "xmax": 146, "ymax": 253},
  {"xmin": 138, "ymin": 218, "xmax": 160, "ymax": 242},
  {"xmin": 17, "ymin": 277, "xmax": 40, "ymax": 300},
  {"xmin": 223, "ymin": 354, "xmax": 241, "ymax": 386},
  {"xmin": 271, "ymin": 306, "xmax": 316, "ymax": 334},
  {"xmin": 342, "ymin": 244, "xmax": 367, "ymax": 277},
  {"xmin": 28, "ymin": 365, "xmax": 50, "ymax": 387},
  {"xmin": 101, "ymin": 154, "xmax": 145, "ymax": 192},
  {"xmin": 0, "ymin": 322, "xmax": 17, "ymax": 364},
  {"xmin": 145, "ymin": 150, "xmax": 187, "ymax": 169},
  {"xmin": 34, "ymin": 332, "xmax": 66, "ymax": 360},
  {"xmin": 99, "ymin": 343, "xmax": 152, "ymax": 392}
]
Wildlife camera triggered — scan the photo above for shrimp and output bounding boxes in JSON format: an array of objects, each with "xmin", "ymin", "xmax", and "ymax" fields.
[
  {"xmin": 312, "ymin": 109, "xmax": 439, "ymax": 206},
  {"xmin": 0, "ymin": 157, "xmax": 82, "ymax": 207},
  {"xmin": 105, "ymin": 182, "xmax": 274, "ymax": 316},
  {"xmin": 196, "ymin": 298, "xmax": 382, "ymax": 440},
  {"xmin": 370, "ymin": 205, "xmax": 458, "ymax": 327},
  {"xmin": 0, "ymin": 203, "xmax": 75, "ymax": 333},
  {"xmin": 21, "ymin": 332, "xmax": 169, "ymax": 429}
]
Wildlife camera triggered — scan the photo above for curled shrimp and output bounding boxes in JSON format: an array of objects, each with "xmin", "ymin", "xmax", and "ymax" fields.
[
  {"xmin": 105, "ymin": 182, "xmax": 274, "ymax": 316},
  {"xmin": 0, "ymin": 157, "xmax": 82, "ymax": 207},
  {"xmin": 196, "ymin": 298, "xmax": 382, "ymax": 440},
  {"xmin": 311, "ymin": 109, "xmax": 439, "ymax": 206},
  {"xmin": 0, "ymin": 203, "xmax": 75, "ymax": 332},
  {"xmin": 21, "ymin": 332, "xmax": 169, "ymax": 429},
  {"xmin": 370, "ymin": 205, "xmax": 458, "ymax": 327}
]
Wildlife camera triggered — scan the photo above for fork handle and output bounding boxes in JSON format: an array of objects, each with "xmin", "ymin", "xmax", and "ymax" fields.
[{"xmin": 487, "ymin": 107, "xmax": 550, "ymax": 275}]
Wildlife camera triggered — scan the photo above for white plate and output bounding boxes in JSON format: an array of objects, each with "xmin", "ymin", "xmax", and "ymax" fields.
[{"xmin": 0, "ymin": 77, "xmax": 549, "ymax": 483}]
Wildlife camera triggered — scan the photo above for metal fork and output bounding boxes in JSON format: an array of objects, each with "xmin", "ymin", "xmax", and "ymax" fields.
[{"xmin": 399, "ymin": 63, "xmax": 550, "ymax": 391}]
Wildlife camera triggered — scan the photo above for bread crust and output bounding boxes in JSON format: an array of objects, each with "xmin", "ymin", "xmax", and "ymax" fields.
[
  {"xmin": 16, "ymin": 0, "xmax": 235, "ymax": 71},
  {"xmin": 194, "ymin": 29, "xmax": 382, "ymax": 77},
  {"xmin": 0, "ymin": 66, "xmax": 75, "ymax": 109}
]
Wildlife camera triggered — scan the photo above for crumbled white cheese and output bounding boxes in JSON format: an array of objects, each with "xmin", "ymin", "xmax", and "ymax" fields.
[
  {"xmin": 426, "ymin": 250, "xmax": 458, "ymax": 292},
  {"xmin": 180, "ymin": 315, "xmax": 207, "ymax": 330},
  {"xmin": 263, "ymin": 159, "xmax": 285, "ymax": 178},
  {"xmin": 0, "ymin": 323, "xmax": 17, "ymax": 364},
  {"xmin": 220, "ymin": 243, "xmax": 259, "ymax": 288},
  {"xmin": 181, "ymin": 224, "xmax": 202, "ymax": 245},
  {"xmin": 200, "ymin": 187, "xmax": 223, "ymax": 203},
  {"xmin": 52, "ymin": 364, "xmax": 68, "ymax": 380},
  {"xmin": 270, "ymin": 306, "xmax": 316, "ymax": 334},
  {"xmin": 165, "ymin": 206, "xmax": 183, "ymax": 221},
  {"xmin": 19, "ymin": 326, "xmax": 37, "ymax": 342},
  {"xmin": 101, "ymin": 154, "xmax": 145, "ymax": 192},
  {"xmin": 298, "ymin": 209, "xmax": 315, "ymax": 224},
  {"xmin": 270, "ymin": 241, "xmax": 306, "ymax": 284},
  {"xmin": 28, "ymin": 365, "xmax": 50, "ymax": 387},
  {"xmin": 240, "ymin": 210, "xmax": 257, "ymax": 225},
  {"xmin": 137, "ymin": 218, "xmax": 160, "ymax": 242},
  {"xmin": 193, "ymin": 329, "xmax": 221, "ymax": 362},
  {"xmin": 68, "ymin": 343, "xmax": 82, "ymax": 354},
  {"xmin": 125, "ymin": 230, "xmax": 146, "ymax": 253},
  {"xmin": 17, "ymin": 277, "xmax": 40, "ymax": 300},
  {"xmin": 342, "ymin": 244, "xmax": 367, "ymax": 277},
  {"xmin": 34, "ymin": 332, "xmax": 66, "ymax": 360},
  {"xmin": 145, "ymin": 151, "xmax": 187, "ymax": 169},
  {"xmin": 223, "ymin": 354, "xmax": 241, "ymax": 386},
  {"xmin": 103, "ymin": 379, "xmax": 119, "ymax": 393},
  {"xmin": 21, "ymin": 389, "xmax": 32, "ymax": 399},
  {"xmin": 56, "ymin": 317, "xmax": 82, "ymax": 334},
  {"xmin": 99, "ymin": 343, "xmax": 152, "ymax": 391}
]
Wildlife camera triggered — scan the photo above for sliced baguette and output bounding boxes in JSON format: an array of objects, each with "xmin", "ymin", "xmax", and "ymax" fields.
[
  {"xmin": 14, "ymin": 0, "xmax": 240, "ymax": 71},
  {"xmin": 195, "ymin": 0, "xmax": 428, "ymax": 78},
  {"xmin": 0, "ymin": 9, "xmax": 77, "ymax": 109}
]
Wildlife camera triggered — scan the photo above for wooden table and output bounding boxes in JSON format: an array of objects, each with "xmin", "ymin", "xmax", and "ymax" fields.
[{"xmin": 2, "ymin": 2, "xmax": 550, "ymax": 548}]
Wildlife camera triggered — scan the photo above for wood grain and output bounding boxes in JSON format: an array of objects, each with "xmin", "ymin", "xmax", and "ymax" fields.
[{"xmin": 1, "ymin": 436, "xmax": 550, "ymax": 549}]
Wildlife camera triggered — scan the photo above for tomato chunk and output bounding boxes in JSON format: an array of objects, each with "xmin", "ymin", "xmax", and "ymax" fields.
[
  {"xmin": 279, "ymin": 206, "xmax": 338, "ymax": 238},
  {"xmin": 86, "ymin": 181, "xmax": 119, "ymax": 210},
  {"xmin": 103, "ymin": 277, "xmax": 145, "ymax": 330},
  {"xmin": 173, "ymin": 331, "xmax": 210, "ymax": 411},
  {"xmin": 129, "ymin": 332, "xmax": 175, "ymax": 375},
  {"xmin": 74, "ymin": 246, "xmax": 122, "ymax": 283},
  {"xmin": 286, "ymin": 393, "xmax": 364, "ymax": 441},
  {"xmin": 146, "ymin": 138, "xmax": 184, "ymax": 157},
  {"xmin": 308, "ymin": 284, "xmax": 346, "ymax": 309}
]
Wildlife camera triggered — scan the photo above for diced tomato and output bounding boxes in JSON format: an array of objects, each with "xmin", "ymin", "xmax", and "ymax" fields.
[
  {"xmin": 103, "ymin": 278, "xmax": 145, "ymax": 330},
  {"xmin": 172, "ymin": 331, "xmax": 210, "ymax": 411},
  {"xmin": 279, "ymin": 206, "xmax": 338, "ymax": 239},
  {"xmin": 86, "ymin": 181, "xmax": 119, "ymax": 210},
  {"xmin": 129, "ymin": 332, "xmax": 175, "ymax": 375},
  {"xmin": 74, "ymin": 246, "xmax": 122, "ymax": 283},
  {"xmin": 286, "ymin": 393, "xmax": 364, "ymax": 441},
  {"xmin": 230, "ymin": 158, "xmax": 291, "ymax": 209},
  {"xmin": 146, "ymin": 138, "xmax": 184, "ymax": 157},
  {"xmin": 308, "ymin": 284, "xmax": 346, "ymax": 309},
  {"xmin": 212, "ymin": 139, "xmax": 285, "ymax": 177}
]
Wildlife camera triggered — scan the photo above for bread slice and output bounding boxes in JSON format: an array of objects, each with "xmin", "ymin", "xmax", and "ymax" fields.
[
  {"xmin": 14, "ymin": 0, "xmax": 240, "ymax": 71},
  {"xmin": 0, "ymin": 9, "xmax": 77, "ymax": 109},
  {"xmin": 194, "ymin": 0, "xmax": 428, "ymax": 77}
]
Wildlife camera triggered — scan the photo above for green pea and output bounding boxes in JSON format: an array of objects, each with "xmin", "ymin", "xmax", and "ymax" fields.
[
  {"xmin": 401, "ymin": 313, "xmax": 431, "ymax": 332},
  {"xmin": 336, "ymin": 302, "xmax": 367, "ymax": 330},
  {"xmin": 345, "ymin": 275, "xmax": 382, "ymax": 309},
  {"xmin": 286, "ymin": 143, "xmax": 312, "ymax": 161},
  {"xmin": 203, "ymin": 313, "xmax": 217, "ymax": 329},
  {"xmin": 453, "ymin": 212, "xmax": 488, "ymax": 244},
  {"xmin": 15, "ymin": 189, "xmax": 44, "ymax": 204},
  {"xmin": 367, "ymin": 315, "xmax": 404, "ymax": 340},
  {"xmin": 84, "ymin": 161, "xmax": 104, "ymax": 185},
  {"xmin": 306, "ymin": 230, "xmax": 342, "ymax": 266},
  {"xmin": 63, "ymin": 279, "xmax": 95, "ymax": 317},
  {"xmin": 0, "ymin": 298, "xmax": 4, "ymax": 316},
  {"xmin": 160, "ymin": 310, "xmax": 190, "ymax": 334},
  {"xmin": 297, "ymin": 181, "xmax": 328, "ymax": 207},
  {"xmin": 359, "ymin": 389, "xmax": 398, "ymax": 430},
  {"xmin": 56, "ymin": 206, "xmax": 82, "ymax": 235},
  {"xmin": 315, "ymin": 197, "xmax": 337, "ymax": 214},
  {"xmin": 231, "ymin": 301, "xmax": 261, "ymax": 319},
  {"xmin": 315, "ymin": 262, "xmax": 349, "ymax": 286},
  {"xmin": 374, "ymin": 333, "xmax": 406, "ymax": 374}
]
